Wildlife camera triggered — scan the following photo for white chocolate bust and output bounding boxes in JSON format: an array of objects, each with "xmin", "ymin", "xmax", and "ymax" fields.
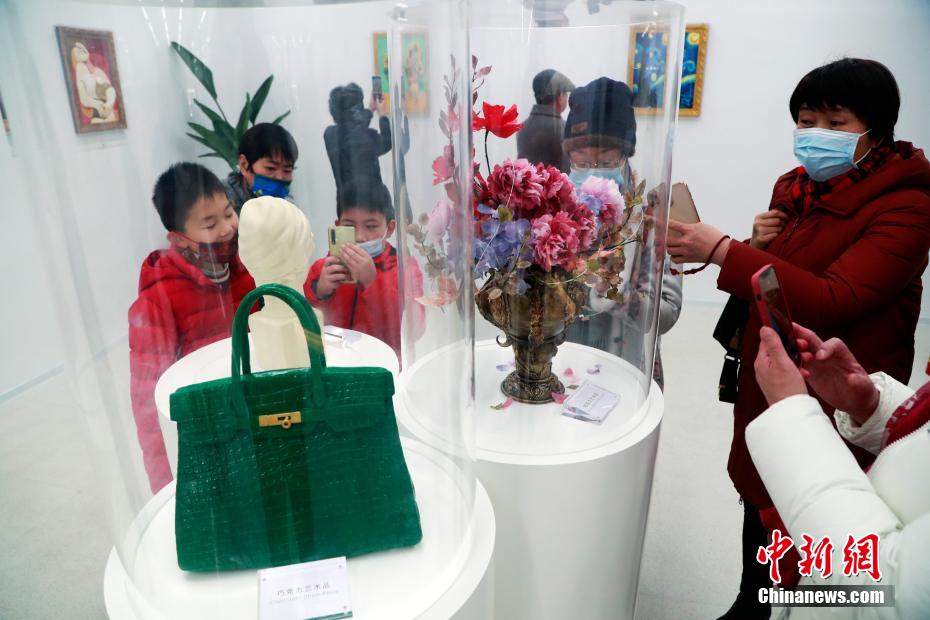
[
  {"xmin": 239, "ymin": 197, "xmax": 318, "ymax": 370},
  {"xmin": 239, "ymin": 196, "xmax": 315, "ymax": 290}
]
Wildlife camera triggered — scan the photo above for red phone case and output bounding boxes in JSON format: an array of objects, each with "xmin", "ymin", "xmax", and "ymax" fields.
[
  {"xmin": 750, "ymin": 264, "xmax": 771, "ymax": 324},
  {"xmin": 751, "ymin": 264, "xmax": 801, "ymax": 365}
]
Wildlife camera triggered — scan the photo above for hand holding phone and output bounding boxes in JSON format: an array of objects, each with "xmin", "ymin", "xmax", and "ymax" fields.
[
  {"xmin": 372, "ymin": 75, "xmax": 384, "ymax": 101},
  {"xmin": 328, "ymin": 226, "xmax": 356, "ymax": 284},
  {"xmin": 316, "ymin": 257, "xmax": 349, "ymax": 298},
  {"xmin": 751, "ymin": 264, "xmax": 801, "ymax": 366}
]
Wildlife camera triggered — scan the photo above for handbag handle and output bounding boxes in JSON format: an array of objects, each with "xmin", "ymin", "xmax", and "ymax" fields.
[{"xmin": 231, "ymin": 283, "xmax": 327, "ymax": 405}]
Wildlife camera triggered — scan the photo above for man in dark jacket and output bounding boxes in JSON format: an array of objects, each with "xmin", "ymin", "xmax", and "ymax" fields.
[{"xmin": 516, "ymin": 69, "xmax": 574, "ymax": 172}]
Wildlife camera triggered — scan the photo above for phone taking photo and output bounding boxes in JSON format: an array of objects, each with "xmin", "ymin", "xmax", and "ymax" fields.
[
  {"xmin": 751, "ymin": 264, "xmax": 801, "ymax": 366},
  {"xmin": 329, "ymin": 225, "xmax": 356, "ymax": 284},
  {"xmin": 372, "ymin": 75, "xmax": 383, "ymax": 102}
]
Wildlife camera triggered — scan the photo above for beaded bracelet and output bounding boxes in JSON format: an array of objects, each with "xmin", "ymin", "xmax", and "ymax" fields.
[{"xmin": 670, "ymin": 235, "xmax": 731, "ymax": 276}]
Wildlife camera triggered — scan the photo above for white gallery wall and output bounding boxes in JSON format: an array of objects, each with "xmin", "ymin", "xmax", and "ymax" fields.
[{"xmin": 1, "ymin": 0, "xmax": 929, "ymax": 398}]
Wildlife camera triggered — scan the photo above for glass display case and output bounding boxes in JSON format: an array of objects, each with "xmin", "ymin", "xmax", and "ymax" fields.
[
  {"xmin": 394, "ymin": 1, "xmax": 682, "ymax": 617},
  {"xmin": 1, "ymin": 1, "xmax": 492, "ymax": 618}
]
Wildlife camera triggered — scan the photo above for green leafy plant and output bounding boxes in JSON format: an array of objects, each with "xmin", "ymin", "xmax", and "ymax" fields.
[{"xmin": 171, "ymin": 42, "xmax": 291, "ymax": 171}]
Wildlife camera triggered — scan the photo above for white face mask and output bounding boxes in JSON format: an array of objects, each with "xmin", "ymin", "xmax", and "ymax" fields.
[
  {"xmin": 357, "ymin": 236, "xmax": 385, "ymax": 258},
  {"xmin": 793, "ymin": 127, "xmax": 871, "ymax": 182}
]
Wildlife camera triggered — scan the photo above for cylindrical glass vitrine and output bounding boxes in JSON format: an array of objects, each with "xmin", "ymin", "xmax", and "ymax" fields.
[
  {"xmin": 396, "ymin": 1, "xmax": 683, "ymax": 617},
  {"xmin": 1, "ymin": 1, "xmax": 490, "ymax": 617}
]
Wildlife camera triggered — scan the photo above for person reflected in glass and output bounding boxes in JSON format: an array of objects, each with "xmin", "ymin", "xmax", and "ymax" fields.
[
  {"xmin": 517, "ymin": 69, "xmax": 574, "ymax": 172},
  {"xmin": 223, "ymin": 122, "xmax": 299, "ymax": 213},
  {"xmin": 561, "ymin": 77, "xmax": 682, "ymax": 389},
  {"xmin": 666, "ymin": 58, "xmax": 930, "ymax": 619},
  {"xmin": 129, "ymin": 163, "xmax": 256, "ymax": 493},
  {"xmin": 324, "ymin": 83, "xmax": 392, "ymax": 191},
  {"xmin": 304, "ymin": 178, "xmax": 423, "ymax": 360}
]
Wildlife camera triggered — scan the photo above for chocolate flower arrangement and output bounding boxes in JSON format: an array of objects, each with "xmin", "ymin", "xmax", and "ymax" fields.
[{"xmin": 408, "ymin": 56, "xmax": 647, "ymax": 311}]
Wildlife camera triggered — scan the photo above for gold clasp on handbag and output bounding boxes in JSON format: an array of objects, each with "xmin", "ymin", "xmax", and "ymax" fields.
[{"xmin": 258, "ymin": 412, "xmax": 302, "ymax": 429}]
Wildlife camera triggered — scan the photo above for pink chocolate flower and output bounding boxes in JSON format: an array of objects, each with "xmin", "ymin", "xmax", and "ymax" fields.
[
  {"xmin": 537, "ymin": 164, "xmax": 577, "ymax": 216},
  {"xmin": 580, "ymin": 176, "xmax": 624, "ymax": 228},
  {"xmin": 569, "ymin": 202, "xmax": 598, "ymax": 251},
  {"xmin": 426, "ymin": 199, "xmax": 453, "ymax": 243},
  {"xmin": 531, "ymin": 210, "xmax": 582, "ymax": 272}
]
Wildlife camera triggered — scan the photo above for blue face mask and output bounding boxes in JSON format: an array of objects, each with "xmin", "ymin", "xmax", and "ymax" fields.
[
  {"xmin": 793, "ymin": 128, "xmax": 871, "ymax": 182},
  {"xmin": 358, "ymin": 236, "xmax": 385, "ymax": 258},
  {"xmin": 250, "ymin": 174, "xmax": 291, "ymax": 199},
  {"xmin": 569, "ymin": 167, "xmax": 626, "ymax": 190}
]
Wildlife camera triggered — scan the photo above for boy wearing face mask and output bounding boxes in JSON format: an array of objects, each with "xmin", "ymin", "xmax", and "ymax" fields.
[
  {"xmin": 562, "ymin": 77, "xmax": 683, "ymax": 389},
  {"xmin": 129, "ymin": 163, "xmax": 256, "ymax": 493},
  {"xmin": 224, "ymin": 122, "xmax": 299, "ymax": 213},
  {"xmin": 304, "ymin": 179, "xmax": 424, "ymax": 359}
]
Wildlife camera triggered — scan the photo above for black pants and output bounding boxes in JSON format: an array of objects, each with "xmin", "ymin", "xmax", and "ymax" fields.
[{"xmin": 740, "ymin": 499, "xmax": 774, "ymax": 598}]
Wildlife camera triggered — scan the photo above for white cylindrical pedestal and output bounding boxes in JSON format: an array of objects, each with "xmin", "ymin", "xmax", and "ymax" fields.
[
  {"xmin": 400, "ymin": 340, "xmax": 663, "ymax": 619},
  {"xmin": 103, "ymin": 438, "xmax": 496, "ymax": 620}
]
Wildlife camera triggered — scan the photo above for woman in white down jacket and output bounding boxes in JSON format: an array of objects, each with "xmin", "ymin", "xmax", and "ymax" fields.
[{"xmin": 749, "ymin": 323, "xmax": 930, "ymax": 619}]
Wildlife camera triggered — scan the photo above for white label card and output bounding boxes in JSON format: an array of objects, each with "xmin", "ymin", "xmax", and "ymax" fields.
[
  {"xmin": 258, "ymin": 557, "xmax": 353, "ymax": 620},
  {"xmin": 561, "ymin": 380, "xmax": 620, "ymax": 424}
]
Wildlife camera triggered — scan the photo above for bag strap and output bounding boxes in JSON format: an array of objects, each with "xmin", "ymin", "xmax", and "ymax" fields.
[{"xmin": 231, "ymin": 283, "xmax": 327, "ymax": 405}]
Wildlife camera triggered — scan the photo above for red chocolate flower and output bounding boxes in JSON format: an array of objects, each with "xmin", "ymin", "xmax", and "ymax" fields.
[
  {"xmin": 473, "ymin": 102, "xmax": 523, "ymax": 139},
  {"xmin": 486, "ymin": 159, "xmax": 544, "ymax": 217}
]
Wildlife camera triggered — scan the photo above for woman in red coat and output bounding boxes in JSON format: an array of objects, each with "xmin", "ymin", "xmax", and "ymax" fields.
[{"xmin": 668, "ymin": 58, "xmax": 930, "ymax": 618}]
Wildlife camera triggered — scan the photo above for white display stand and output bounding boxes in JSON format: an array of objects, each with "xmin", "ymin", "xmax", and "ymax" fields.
[
  {"xmin": 154, "ymin": 328, "xmax": 400, "ymax": 475},
  {"xmin": 399, "ymin": 339, "xmax": 664, "ymax": 620},
  {"xmin": 103, "ymin": 438, "xmax": 496, "ymax": 620}
]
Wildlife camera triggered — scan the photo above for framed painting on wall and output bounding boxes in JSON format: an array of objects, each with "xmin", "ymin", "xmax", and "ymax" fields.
[
  {"xmin": 679, "ymin": 24, "xmax": 709, "ymax": 117},
  {"xmin": 627, "ymin": 23, "xmax": 709, "ymax": 117},
  {"xmin": 55, "ymin": 26, "xmax": 127, "ymax": 133},
  {"xmin": 400, "ymin": 32, "xmax": 429, "ymax": 116},
  {"xmin": 627, "ymin": 28, "xmax": 670, "ymax": 113},
  {"xmin": 372, "ymin": 31, "xmax": 392, "ymax": 112}
]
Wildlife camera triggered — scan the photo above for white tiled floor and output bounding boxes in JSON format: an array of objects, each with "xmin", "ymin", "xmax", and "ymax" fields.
[{"xmin": 1, "ymin": 303, "xmax": 927, "ymax": 619}]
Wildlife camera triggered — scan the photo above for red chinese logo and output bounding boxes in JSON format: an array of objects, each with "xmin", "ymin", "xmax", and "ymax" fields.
[
  {"xmin": 756, "ymin": 531, "xmax": 881, "ymax": 582},
  {"xmin": 842, "ymin": 534, "xmax": 882, "ymax": 581},
  {"xmin": 756, "ymin": 530, "xmax": 795, "ymax": 584},
  {"xmin": 798, "ymin": 534, "xmax": 834, "ymax": 578}
]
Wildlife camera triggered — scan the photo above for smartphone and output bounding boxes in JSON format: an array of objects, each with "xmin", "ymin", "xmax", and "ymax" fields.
[
  {"xmin": 372, "ymin": 75, "xmax": 383, "ymax": 101},
  {"xmin": 751, "ymin": 264, "xmax": 801, "ymax": 366},
  {"xmin": 669, "ymin": 182, "xmax": 700, "ymax": 228},
  {"xmin": 328, "ymin": 225, "xmax": 356, "ymax": 284}
]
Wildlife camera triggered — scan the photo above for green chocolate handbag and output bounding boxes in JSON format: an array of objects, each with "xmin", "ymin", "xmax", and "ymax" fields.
[{"xmin": 170, "ymin": 283, "xmax": 422, "ymax": 572}]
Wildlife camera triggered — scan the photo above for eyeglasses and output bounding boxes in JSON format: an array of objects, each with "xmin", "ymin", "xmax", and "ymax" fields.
[{"xmin": 570, "ymin": 159, "xmax": 624, "ymax": 169}]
